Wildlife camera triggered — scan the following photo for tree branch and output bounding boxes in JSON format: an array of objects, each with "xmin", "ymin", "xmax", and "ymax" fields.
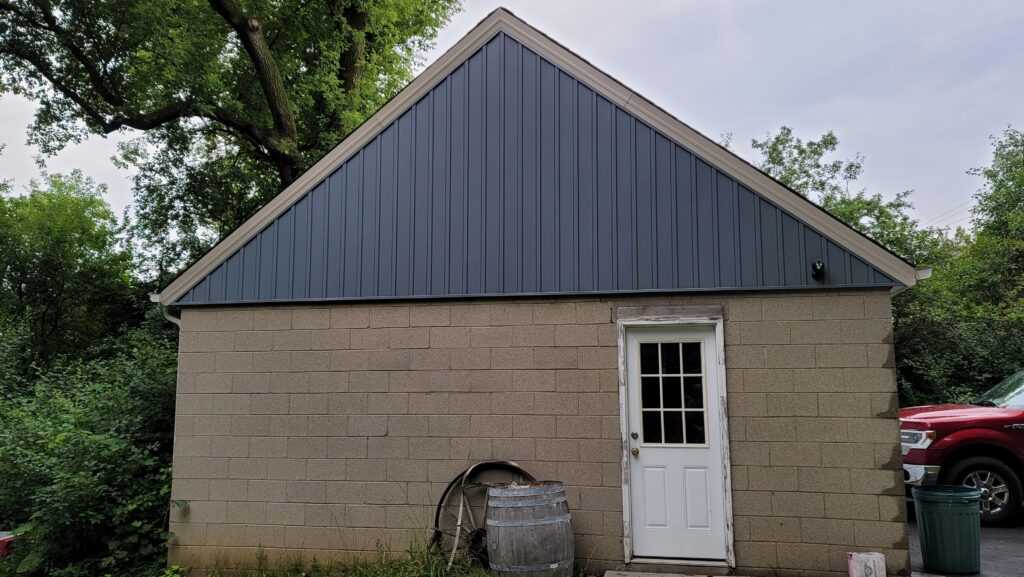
[
  {"xmin": 208, "ymin": 0, "xmax": 297, "ymax": 144},
  {"xmin": 2, "ymin": 39, "xmax": 113, "ymax": 128},
  {"xmin": 31, "ymin": 0, "xmax": 125, "ymax": 106}
]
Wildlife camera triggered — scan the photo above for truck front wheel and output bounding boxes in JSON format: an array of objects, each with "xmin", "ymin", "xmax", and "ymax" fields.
[{"xmin": 943, "ymin": 456, "xmax": 1022, "ymax": 525}]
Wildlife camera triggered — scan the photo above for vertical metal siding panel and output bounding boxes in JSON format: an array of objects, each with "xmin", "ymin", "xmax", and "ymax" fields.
[
  {"xmin": 259, "ymin": 220, "xmax": 277, "ymax": 300},
  {"xmin": 326, "ymin": 169, "xmax": 345, "ymax": 298},
  {"xmin": 361, "ymin": 140, "xmax": 381, "ymax": 296},
  {"xmin": 192, "ymin": 277, "xmax": 210, "ymax": 304},
  {"xmin": 595, "ymin": 96, "xmax": 615, "ymax": 291},
  {"xmin": 178, "ymin": 289, "xmax": 193, "ymax": 304},
  {"xmin": 695, "ymin": 160, "xmax": 716, "ymax": 288},
  {"xmin": 736, "ymin": 186, "xmax": 758, "ymax": 287},
  {"xmin": 413, "ymin": 96, "xmax": 433, "ymax": 296},
  {"xmin": 344, "ymin": 154, "xmax": 364, "ymax": 297},
  {"xmin": 850, "ymin": 255, "xmax": 869, "ymax": 284},
  {"xmin": 577, "ymin": 84, "xmax": 596, "ymax": 291},
  {"xmin": 242, "ymin": 237, "xmax": 260, "ymax": 301},
  {"xmin": 539, "ymin": 59, "xmax": 558, "ymax": 292},
  {"xmin": 225, "ymin": 251, "xmax": 242, "ymax": 301},
  {"xmin": 520, "ymin": 49, "xmax": 540, "ymax": 292},
  {"xmin": 716, "ymin": 173, "xmax": 737, "ymax": 288},
  {"xmin": 558, "ymin": 71, "xmax": 578, "ymax": 292},
  {"xmin": 308, "ymin": 183, "xmax": 328, "ymax": 299},
  {"xmin": 292, "ymin": 195, "xmax": 311, "ymax": 299},
  {"xmin": 431, "ymin": 81, "xmax": 450, "ymax": 295},
  {"xmin": 503, "ymin": 36, "xmax": 522, "ymax": 293},
  {"xmin": 395, "ymin": 110, "xmax": 415, "ymax": 296},
  {"xmin": 615, "ymin": 107, "xmax": 635, "ymax": 290},
  {"xmin": 485, "ymin": 37, "xmax": 504, "ymax": 293},
  {"xmin": 781, "ymin": 213, "xmax": 803, "ymax": 286},
  {"xmin": 635, "ymin": 122, "xmax": 655, "ymax": 289},
  {"xmin": 675, "ymin": 146, "xmax": 695, "ymax": 288},
  {"xmin": 208, "ymin": 263, "xmax": 226, "ymax": 303},
  {"xmin": 378, "ymin": 126, "xmax": 398, "ymax": 296},
  {"xmin": 654, "ymin": 134, "xmax": 674, "ymax": 289},
  {"xmin": 826, "ymin": 240, "xmax": 848, "ymax": 286},
  {"xmin": 872, "ymin": 269, "xmax": 893, "ymax": 284},
  {"xmin": 466, "ymin": 50, "xmax": 486, "ymax": 293},
  {"xmin": 448, "ymin": 65, "xmax": 468, "ymax": 294},
  {"xmin": 760, "ymin": 202, "xmax": 781, "ymax": 286},
  {"xmin": 276, "ymin": 207, "xmax": 295, "ymax": 299}
]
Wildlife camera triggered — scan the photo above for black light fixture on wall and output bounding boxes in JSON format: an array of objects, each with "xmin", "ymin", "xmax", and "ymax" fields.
[{"xmin": 811, "ymin": 260, "xmax": 826, "ymax": 281}]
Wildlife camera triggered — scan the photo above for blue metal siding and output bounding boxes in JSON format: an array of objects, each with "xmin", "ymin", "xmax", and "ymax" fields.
[{"xmin": 175, "ymin": 32, "xmax": 897, "ymax": 306}]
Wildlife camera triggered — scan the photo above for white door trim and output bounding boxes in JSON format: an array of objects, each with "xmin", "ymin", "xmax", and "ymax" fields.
[{"xmin": 616, "ymin": 305, "xmax": 734, "ymax": 567}]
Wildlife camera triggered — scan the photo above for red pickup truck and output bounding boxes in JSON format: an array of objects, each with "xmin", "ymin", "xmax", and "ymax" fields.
[{"xmin": 900, "ymin": 369, "xmax": 1024, "ymax": 524}]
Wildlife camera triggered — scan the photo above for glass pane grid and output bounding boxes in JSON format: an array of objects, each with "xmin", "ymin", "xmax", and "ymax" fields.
[{"xmin": 638, "ymin": 341, "xmax": 707, "ymax": 445}]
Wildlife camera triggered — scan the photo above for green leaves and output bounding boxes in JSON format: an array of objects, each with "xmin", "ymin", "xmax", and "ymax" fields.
[
  {"xmin": 752, "ymin": 126, "xmax": 864, "ymax": 200},
  {"xmin": 0, "ymin": 327, "xmax": 177, "ymax": 577},
  {"xmin": 0, "ymin": 172, "xmax": 139, "ymax": 374}
]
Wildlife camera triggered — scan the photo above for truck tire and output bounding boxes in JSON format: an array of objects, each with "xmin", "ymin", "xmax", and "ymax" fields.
[{"xmin": 943, "ymin": 456, "xmax": 1022, "ymax": 525}]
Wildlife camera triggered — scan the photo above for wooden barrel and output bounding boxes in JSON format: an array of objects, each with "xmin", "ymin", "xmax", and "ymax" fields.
[{"xmin": 486, "ymin": 481, "xmax": 574, "ymax": 577}]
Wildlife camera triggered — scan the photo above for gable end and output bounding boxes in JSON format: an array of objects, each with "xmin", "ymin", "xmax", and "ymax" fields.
[{"xmin": 164, "ymin": 10, "xmax": 914, "ymax": 306}]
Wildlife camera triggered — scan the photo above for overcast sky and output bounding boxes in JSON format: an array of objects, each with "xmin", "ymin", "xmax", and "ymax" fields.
[{"xmin": 2, "ymin": 0, "xmax": 1021, "ymax": 231}]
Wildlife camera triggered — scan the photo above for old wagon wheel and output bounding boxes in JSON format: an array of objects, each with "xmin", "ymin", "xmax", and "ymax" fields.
[{"xmin": 430, "ymin": 461, "xmax": 535, "ymax": 568}]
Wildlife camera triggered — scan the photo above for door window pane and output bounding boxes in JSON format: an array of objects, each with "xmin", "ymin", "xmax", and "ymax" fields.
[
  {"xmin": 682, "ymin": 342, "xmax": 702, "ymax": 374},
  {"xmin": 660, "ymin": 343, "xmax": 680, "ymax": 374},
  {"xmin": 641, "ymin": 377, "xmax": 661, "ymax": 409},
  {"xmin": 642, "ymin": 411, "xmax": 662, "ymax": 443},
  {"xmin": 662, "ymin": 377, "xmax": 682, "ymax": 408},
  {"xmin": 684, "ymin": 377, "xmax": 704, "ymax": 409},
  {"xmin": 685, "ymin": 411, "xmax": 706, "ymax": 444},
  {"xmin": 663, "ymin": 411, "xmax": 684, "ymax": 443},
  {"xmin": 640, "ymin": 343, "xmax": 659, "ymax": 374}
]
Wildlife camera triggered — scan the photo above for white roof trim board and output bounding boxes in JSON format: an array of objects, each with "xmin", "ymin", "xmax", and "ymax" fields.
[{"xmin": 159, "ymin": 8, "xmax": 917, "ymax": 305}]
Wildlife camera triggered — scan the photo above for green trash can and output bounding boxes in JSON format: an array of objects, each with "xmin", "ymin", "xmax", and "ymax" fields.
[{"xmin": 912, "ymin": 485, "xmax": 982, "ymax": 574}]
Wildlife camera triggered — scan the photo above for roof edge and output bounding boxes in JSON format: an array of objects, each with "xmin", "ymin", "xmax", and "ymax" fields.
[{"xmin": 160, "ymin": 7, "xmax": 916, "ymax": 305}]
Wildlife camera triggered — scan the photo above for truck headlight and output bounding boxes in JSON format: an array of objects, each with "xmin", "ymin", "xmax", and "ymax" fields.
[{"xmin": 900, "ymin": 429, "xmax": 936, "ymax": 451}]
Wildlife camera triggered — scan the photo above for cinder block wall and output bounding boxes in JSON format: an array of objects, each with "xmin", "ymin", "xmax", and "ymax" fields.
[{"xmin": 168, "ymin": 289, "xmax": 908, "ymax": 576}]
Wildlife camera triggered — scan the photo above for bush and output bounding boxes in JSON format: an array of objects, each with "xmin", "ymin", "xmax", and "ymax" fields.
[{"xmin": 0, "ymin": 327, "xmax": 177, "ymax": 577}]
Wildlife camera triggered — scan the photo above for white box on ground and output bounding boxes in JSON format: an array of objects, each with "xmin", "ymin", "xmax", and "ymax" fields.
[{"xmin": 848, "ymin": 552, "xmax": 887, "ymax": 577}]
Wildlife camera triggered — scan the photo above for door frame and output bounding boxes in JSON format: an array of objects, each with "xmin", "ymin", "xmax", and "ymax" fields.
[{"xmin": 616, "ymin": 305, "xmax": 734, "ymax": 567}]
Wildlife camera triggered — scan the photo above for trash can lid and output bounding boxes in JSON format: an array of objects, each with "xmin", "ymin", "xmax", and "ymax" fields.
[{"xmin": 912, "ymin": 484, "xmax": 982, "ymax": 503}]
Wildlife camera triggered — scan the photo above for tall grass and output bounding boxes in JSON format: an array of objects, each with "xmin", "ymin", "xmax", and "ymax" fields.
[{"xmin": 181, "ymin": 546, "xmax": 491, "ymax": 577}]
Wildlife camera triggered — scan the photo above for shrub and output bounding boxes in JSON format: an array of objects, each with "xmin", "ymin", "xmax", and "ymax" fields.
[{"xmin": 0, "ymin": 327, "xmax": 177, "ymax": 577}]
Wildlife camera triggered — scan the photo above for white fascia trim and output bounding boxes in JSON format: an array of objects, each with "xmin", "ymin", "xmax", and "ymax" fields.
[{"xmin": 160, "ymin": 7, "xmax": 917, "ymax": 305}]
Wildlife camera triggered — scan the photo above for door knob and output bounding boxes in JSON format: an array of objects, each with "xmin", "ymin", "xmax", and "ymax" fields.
[{"xmin": 631, "ymin": 447, "xmax": 640, "ymax": 457}]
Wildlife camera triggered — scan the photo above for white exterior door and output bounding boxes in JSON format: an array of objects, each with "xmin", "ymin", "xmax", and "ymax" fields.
[{"xmin": 625, "ymin": 325, "xmax": 728, "ymax": 561}]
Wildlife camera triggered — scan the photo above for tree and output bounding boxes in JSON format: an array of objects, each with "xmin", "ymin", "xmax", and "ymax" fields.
[
  {"xmin": 0, "ymin": 0, "xmax": 460, "ymax": 276},
  {"xmin": 0, "ymin": 171, "xmax": 138, "ymax": 370},
  {"xmin": 894, "ymin": 127, "xmax": 1024, "ymax": 405},
  {"xmin": 751, "ymin": 126, "xmax": 954, "ymax": 266}
]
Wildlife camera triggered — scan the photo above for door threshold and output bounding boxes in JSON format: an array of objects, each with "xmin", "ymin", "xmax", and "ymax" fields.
[{"xmin": 627, "ymin": 557, "xmax": 730, "ymax": 567}]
